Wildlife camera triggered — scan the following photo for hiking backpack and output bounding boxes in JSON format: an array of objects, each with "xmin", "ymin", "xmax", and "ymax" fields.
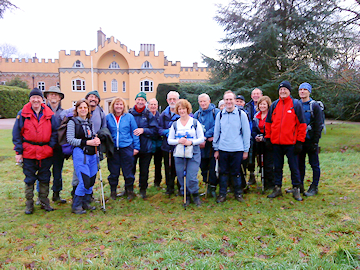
[{"xmin": 306, "ymin": 100, "xmax": 326, "ymax": 136}]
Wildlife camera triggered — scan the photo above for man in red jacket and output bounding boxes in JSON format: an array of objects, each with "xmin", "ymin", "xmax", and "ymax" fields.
[
  {"xmin": 13, "ymin": 88, "xmax": 58, "ymax": 214},
  {"xmin": 265, "ymin": 81, "xmax": 307, "ymax": 201}
]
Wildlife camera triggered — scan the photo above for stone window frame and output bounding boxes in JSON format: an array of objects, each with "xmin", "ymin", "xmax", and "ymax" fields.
[
  {"xmin": 71, "ymin": 79, "xmax": 86, "ymax": 92},
  {"xmin": 140, "ymin": 80, "xmax": 153, "ymax": 92},
  {"xmin": 109, "ymin": 61, "xmax": 120, "ymax": 69},
  {"xmin": 111, "ymin": 79, "xmax": 118, "ymax": 92}
]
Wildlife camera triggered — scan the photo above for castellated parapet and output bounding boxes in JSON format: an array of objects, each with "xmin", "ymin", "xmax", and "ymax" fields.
[{"xmin": 0, "ymin": 30, "xmax": 210, "ymax": 109}]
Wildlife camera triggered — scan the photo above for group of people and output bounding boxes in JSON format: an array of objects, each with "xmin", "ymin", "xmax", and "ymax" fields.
[{"xmin": 13, "ymin": 79, "xmax": 322, "ymax": 214}]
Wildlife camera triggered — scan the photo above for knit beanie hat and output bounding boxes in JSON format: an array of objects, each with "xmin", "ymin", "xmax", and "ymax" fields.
[
  {"xmin": 85, "ymin": 90, "xmax": 101, "ymax": 101},
  {"xmin": 135, "ymin": 92, "xmax": 147, "ymax": 101},
  {"xmin": 29, "ymin": 88, "xmax": 44, "ymax": 99},
  {"xmin": 278, "ymin": 80, "xmax": 292, "ymax": 92},
  {"xmin": 298, "ymin": 82, "xmax": 312, "ymax": 94}
]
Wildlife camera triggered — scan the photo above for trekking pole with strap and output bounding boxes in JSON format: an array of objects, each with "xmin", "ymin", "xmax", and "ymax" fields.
[
  {"xmin": 183, "ymin": 144, "xmax": 187, "ymax": 210},
  {"xmin": 95, "ymin": 142, "xmax": 106, "ymax": 213},
  {"xmin": 260, "ymin": 142, "xmax": 265, "ymax": 194}
]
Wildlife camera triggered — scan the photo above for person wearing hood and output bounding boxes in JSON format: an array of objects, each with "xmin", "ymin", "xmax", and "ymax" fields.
[
  {"xmin": 193, "ymin": 93, "xmax": 220, "ymax": 197},
  {"xmin": 158, "ymin": 91, "xmax": 181, "ymax": 196}
]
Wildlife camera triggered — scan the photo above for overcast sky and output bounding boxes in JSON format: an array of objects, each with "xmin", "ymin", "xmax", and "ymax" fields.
[{"xmin": 0, "ymin": 0, "xmax": 232, "ymax": 66}]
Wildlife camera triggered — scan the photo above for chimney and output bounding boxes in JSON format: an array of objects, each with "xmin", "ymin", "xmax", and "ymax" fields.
[
  {"xmin": 140, "ymin": 44, "xmax": 155, "ymax": 56},
  {"xmin": 97, "ymin": 28, "xmax": 106, "ymax": 48}
]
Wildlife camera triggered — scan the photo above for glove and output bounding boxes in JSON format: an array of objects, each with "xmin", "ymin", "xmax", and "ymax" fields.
[
  {"xmin": 294, "ymin": 141, "xmax": 303, "ymax": 155},
  {"xmin": 265, "ymin": 139, "xmax": 273, "ymax": 151},
  {"xmin": 163, "ymin": 129, "xmax": 169, "ymax": 138},
  {"xmin": 309, "ymin": 143, "xmax": 318, "ymax": 153}
]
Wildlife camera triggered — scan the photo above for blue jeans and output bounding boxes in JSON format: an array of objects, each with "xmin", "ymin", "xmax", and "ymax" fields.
[
  {"xmin": 107, "ymin": 146, "xmax": 135, "ymax": 191},
  {"xmin": 299, "ymin": 142, "xmax": 320, "ymax": 187},
  {"xmin": 273, "ymin": 144, "xmax": 301, "ymax": 187},
  {"xmin": 218, "ymin": 150, "xmax": 243, "ymax": 196}
]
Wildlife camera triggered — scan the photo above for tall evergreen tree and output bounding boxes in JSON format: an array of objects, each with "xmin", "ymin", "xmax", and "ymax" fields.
[{"xmin": 204, "ymin": 0, "xmax": 359, "ymax": 89}]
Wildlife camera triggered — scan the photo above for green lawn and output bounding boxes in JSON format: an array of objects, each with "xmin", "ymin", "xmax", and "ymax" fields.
[{"xmin": 0, "ymin": 125, "xmax": 359, "ymax": 269}]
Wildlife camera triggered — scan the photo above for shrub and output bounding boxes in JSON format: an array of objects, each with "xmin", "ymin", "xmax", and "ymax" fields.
[
  {"xmin": 0, "ymin": 86, "xmax": 30, "ymax": 118},
  {"xmin": 5, "ymin": 76, "xmax": 29, "ymax": 89}
]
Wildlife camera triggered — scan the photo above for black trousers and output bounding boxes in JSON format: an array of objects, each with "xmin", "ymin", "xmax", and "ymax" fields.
[
  {"xmin": 133, "ymin": 152, "xmax": 152, "ymax": 191},
  {"xmin": 153, "ymin": 148, "xmax": 163, "ymax": 186},
  {"xmin": 162, "ymin": 151, "xmax": 180, "ymax": 193}
]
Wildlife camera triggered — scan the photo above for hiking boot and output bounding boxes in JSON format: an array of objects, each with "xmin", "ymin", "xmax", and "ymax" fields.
[
  {"xmin": 52, "ymin": 191, "xmax": 66, "ymax": 204},
  {"xmin": 140, "ymin": 190, "xmax": 147, "ymax": 199},
  {"xmin": 118, "ymin": 190, "xmax": 128, "ymax": 197},
  {"xmin": 40, "ymin": 198, "xmax": 54, "ymax": 211},
  {"xmin": 286, "ymin": 183, "xmax": 305, "ymax": 194},
  {"xmin": 165, "ymin": 190, "xmax": 174, "ymax": 196},
  {"xmin": 83, "ymin": 194, "xmax": 96, "ymax": 210},
  {"xmin": 304, "ymin": 184, "xmax": 318, "ymax": 196},
  {"xmin": 25, "ymin": 200, "xmax": 34, "ymax": 214},
  {"xmin": 208, "ymin": 185, "xmax": 216, "ymax": 198},
  {"xmin": 216, "ymin": 195, "xmax": 226, "ymax": 203},
  {"xmin": 35, "ymin": 197, "xmax": 41, "ymax": 205},
  {"xmin": 127, "ymin": 191, "xmax": 136, "ymax": 201},
  {"xmin": 184, "ymin": 195, "xmax": 191, "ymax": 207},
  {"xmin": 235, "ymin": 194, "xmax": 244, "ymax": 202},
  {"xmin": 110, "ymin": 191, "xmax": 117, "ymax": 200},
  {"xmin": 192, "ymin": 193, "xmax": 201, "ymax": 207},
  {"xmin": 267, "ymin": 185, "xmax": 282, "ymax": 198},
  {"xmin": 293, "ymin": 187, "xmax": 303, "ymax": 201},
  {"xmin": 39, "ymin": 182, "xmax": 54, "ymax": 212},
  {"xmin": 25, "ymin": 184, "xmax": 34, "ymax": 214},
  {"xmin": 72, "ymin": 195, "xmax": 86, "ymax": 214},
  {"xmin": 247, "ymin": 172, "xmax": 256, "ymax": 185}
]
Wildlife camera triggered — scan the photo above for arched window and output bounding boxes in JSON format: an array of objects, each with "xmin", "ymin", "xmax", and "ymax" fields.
[
  {"xmin": 140, "ymin": 80, "xmax": 153, "ymax": 92},
  {"xmin": 109, "ymin": 61, "xmax": 120, "ymax": 69},
  {"xmin": 141, "ymin": 61, "xmax": 153, "ymax": 69},
  {"xmin": 111, "ymin": 79, "xmax": 118, "ymax": 92},
  {"xmin": 72, "ymin": 60, "xmax": 84, "ymax": 68},
  {"xmin": 72, "ymin": 79, "xmax": 86, "ymax": 91}
]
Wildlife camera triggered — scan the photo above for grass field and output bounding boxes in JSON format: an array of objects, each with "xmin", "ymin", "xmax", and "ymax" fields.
[{"xmin": 0, "ymin": 123, "xmax": 359, "ymax": 269}]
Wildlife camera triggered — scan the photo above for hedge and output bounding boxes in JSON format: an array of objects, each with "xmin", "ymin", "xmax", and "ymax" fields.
[
  {"xmin": 156, "ymin": 81, "xmax": 360, "ymax": 121},
  {"xmin": 0, "ymin": 86, "xmax": 30, "ymax": 118}
]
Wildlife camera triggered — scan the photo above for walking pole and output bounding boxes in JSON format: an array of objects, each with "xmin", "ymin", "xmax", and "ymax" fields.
[
  {"xmin": 260, "ymin": 142, "xmax": 265, "ymax": 194},
  {"xmin": 168, "ymin": 151, "xmax": 172, "ymax": 198},
  {"xmin": 95, "ymin": 144, "xmax": 106, "ymax": 213},
  {"xmin": 183, "ymin": 145, "xmax": 187, "ymax": 210}
]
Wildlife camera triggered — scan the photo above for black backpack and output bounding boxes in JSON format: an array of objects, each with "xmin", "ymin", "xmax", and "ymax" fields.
[{"xmin": 306, "ymin": 100, "xmax": 326, "ymax": 136}]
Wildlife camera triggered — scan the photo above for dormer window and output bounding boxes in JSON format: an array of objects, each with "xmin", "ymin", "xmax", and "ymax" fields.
[
  {"xmin": 109, "ymin": 61, "xmax": 120, "ymax": 69},
  {"xmin": 73, "ymin": 60, "xmax": 84, "ymax": 68},
  {"xmin": 141, "ymin": 61, "xmax": 153, "ymax": 69}
]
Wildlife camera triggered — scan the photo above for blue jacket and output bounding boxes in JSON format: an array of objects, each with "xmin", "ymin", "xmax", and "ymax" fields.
[
  {"xmin": 158, "ymin": 106, "xmax": 180, "ymax": 152},
  {"xmin": 193, "ymin": 103, "xmax": 220, "ymax": 158},
  {"xmin": 106, "ymin": 113, "xmax": 140, "ymax": 150},
  {"xmin": 129, "ymin": 107, "xmax": 158, "ymax": 153}
]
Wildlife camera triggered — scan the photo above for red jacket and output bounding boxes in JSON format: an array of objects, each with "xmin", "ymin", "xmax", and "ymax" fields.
[
  {"xmin": 265, "ymin": 96, "xmax": 306, "ymax": 145},
  {"xmin": 14, "ymin": 102, "xmax": 55, "ymax": 160}
]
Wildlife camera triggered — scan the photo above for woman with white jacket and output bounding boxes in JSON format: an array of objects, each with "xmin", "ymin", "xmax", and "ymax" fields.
[{"xmin": 168, "ymin": 99, "xmax": 204, "ymax": 206}]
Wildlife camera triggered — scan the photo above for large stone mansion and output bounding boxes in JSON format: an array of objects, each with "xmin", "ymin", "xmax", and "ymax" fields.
[{"xmin": 0, "ymin": 29, "xmax": 210, "ymax": 112}]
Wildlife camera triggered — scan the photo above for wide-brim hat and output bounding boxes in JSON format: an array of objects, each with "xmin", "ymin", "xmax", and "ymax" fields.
[{"xmin": 44, "ymin": 86, "xmax": 64, "ymax": 100}]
